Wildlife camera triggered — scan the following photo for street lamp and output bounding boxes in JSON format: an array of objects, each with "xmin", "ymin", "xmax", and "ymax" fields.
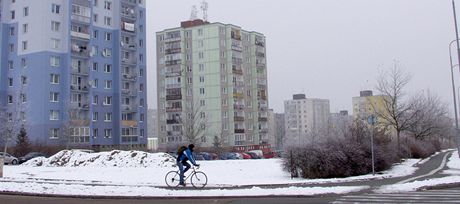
[
  {"xmin": 450, "ymin": 39, "xmax": 460, "ymax": 158},
  {"xmin": 367, "ymin": 115, "xmax": 377, "ymax": 176},
  {"xmin": 452, "ymin": 0, "xmax": 460, "ymax": 158}
]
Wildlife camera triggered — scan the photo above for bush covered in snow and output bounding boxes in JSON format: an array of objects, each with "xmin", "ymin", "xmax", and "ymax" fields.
[
  {"xmin": 283, "ymin": 138, "xmax": 398, "ymax": 179},
  {"xmin": 23, "ymin": 150, "xmax": 176, "ymax": 168}
]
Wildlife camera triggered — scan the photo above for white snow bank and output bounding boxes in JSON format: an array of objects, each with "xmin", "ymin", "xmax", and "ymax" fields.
[
  {"xmin": 0, "ymin": 181, "xmax": 368, "ymax": 197},
  {"xmin": 23, "ymin": 150, "xmax": 176, "ymax": 168}
]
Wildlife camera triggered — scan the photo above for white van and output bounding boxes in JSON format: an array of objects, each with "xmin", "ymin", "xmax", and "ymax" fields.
[{"xmin": 248, "ymin": 150, "xmax": 263, "ymax": 158}]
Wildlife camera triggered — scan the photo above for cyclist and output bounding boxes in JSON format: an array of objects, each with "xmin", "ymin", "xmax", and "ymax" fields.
[{"xmin": 177, "ymin": 144, "xmax": 199, "ymax": 186}]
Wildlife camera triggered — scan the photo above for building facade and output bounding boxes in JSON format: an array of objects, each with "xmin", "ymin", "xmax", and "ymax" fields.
[
  {"xmin": 284, "ymin": 94, "xmax": 330, "ymax": 146},
  {"xmin": 156, "ymin": 19, "xmax": 268, "ymax": 151},
  {"xmin": 352, "ymin": 90, "xmax": 387, "ymax": 121},
  {"xmin": 147, "ymin": 108, "xmax": 157, "ymax": 138},
  {"xmin": 0, "ymin": 0, "xmax": 147, "ymax": 150}
]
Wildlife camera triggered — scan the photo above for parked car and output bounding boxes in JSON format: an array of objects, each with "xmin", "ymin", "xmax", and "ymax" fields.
[
  {"xmin": 263, "ymin": 151, "xmax": 275, "ymax": 159},
  {"xmin": 209, "ymin": 153, "xmax": 219, "ymax": 160},
  {"xmin": 241, "ymin": 152, "xmax": 252, "ymax": 159},
  {"xmin": 18, "ymin": 152, "xmax": 47, "ymax": 164},
  {"xmin": 193, "ymin": 153, "xmax": 205, "ymax": 161},
  {"xmin": 0, "ymin": 152, "xmax": 18, "ymax": 165},
  {"xmin": 245, "ymin": 152, "xmax": 261, "ymax": 159},
  {"xmin": 234, "ymin": 152, "xmax": 243, "ymax": 159},
  {"xmin": 248, "ymin": 150, "xmax": 264, "ymax": 158},
  {"xmin": 220, "ymin": 152, "xmax": 238, "ymax": 160}
]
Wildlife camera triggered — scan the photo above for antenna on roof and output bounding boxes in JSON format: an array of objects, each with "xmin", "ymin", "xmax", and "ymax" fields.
[
  {"xmin": 201, "ymin": 0, "xmax": 208, "ymax": 22},
  {"xmin": 190, "ymin": 5, "xmax": 198, "ymax": 20}
]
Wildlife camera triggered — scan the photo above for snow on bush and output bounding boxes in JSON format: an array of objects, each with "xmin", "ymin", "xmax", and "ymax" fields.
[{"xmin": 23, "ymin": 150, "xmax": 176, "ymax": 168}]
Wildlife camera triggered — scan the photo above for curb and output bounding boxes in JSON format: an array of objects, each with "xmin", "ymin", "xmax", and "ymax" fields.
[{"xmin": 420, "ymin": 182, "xmax": 460, "ymax": 191}]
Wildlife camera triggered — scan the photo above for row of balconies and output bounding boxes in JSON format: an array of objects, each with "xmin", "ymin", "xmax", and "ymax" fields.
[
  {"xmin": 165, "ymin": 48, "xmax": 181, "ymax": 54},
  {"xmin": 165, "ymin": 59, "xmax": 181, "ymax": 66},
  {"xmin": 166, "ymin": 94, "xmax": 182, "ymax": 100},
  {"xmin": 232, "ymin": 68, "xmax": 243, "ymax": 75},
  {"xmin": 70, "ymin": 85, "xmax": 89, "ymax": 92},
  {"xmin": 166, "ymin": 107, "xmax": 182, "ymax": 112}
]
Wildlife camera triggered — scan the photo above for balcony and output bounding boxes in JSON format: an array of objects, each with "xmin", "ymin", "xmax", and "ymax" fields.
[
  {"xmin": 232, "ymin": 57, "xmax": 243, "ymax": 65},
  {"xmin": 166, "ymin": 119, "xmax": 180, "ymax": 124},
  {"xmin": 166, "ymin": 107, "xmax": 182, "ymax": 112},
  {"xmin": 232, "ymin": 68, "xmax": 243, "ymax": 75},
  {"xmin": 165, "ymin": 48, "xmax": 181, "ymax": 54},
  {"xmin": 122, "ymin": 74, "xmax": 136, "ymax": 81},
  {"xmin": 121, "ymin": 58, "xmax": 137, "ymax": 65},
  {"xmin": 256, "ymin": 52, "xmax": 265, "ymax": 58},
  {"xmin": 122, "ymin": 21, "xmax": 136, "ymax": 33},
  {"xmin": 121, "ymin": 43, "xmax": 137, "ymax": 51},
  {"xmin": 122, "ymin": 120, "xmax": 138, "ymax": 127},
  {"xmin": 165, "ymin": 59, "xmax": 181, "ymax": 66},
  {"xmin": 233, "ymin": 104, "xmax": 244, "ymax": 110},
  {"xmin": 164, "ymin": 37, "xmax": 181, "ymax": 43},
  {"xmin": 258, "ymin": 117, "xmax": 268, "ymax": 122},
  {"xmin": 235, "ymin": 129, "xmax": 245, "ymax": 134},
  {"xmin": 70, "ymin": 85, "xmax": 89, "ymax": 92},
  {"xmin": 255, "ymin": 40, "xmax": 265, "ymax": 47},
  {"xmin": 234, "ymin": 116, "xmax": 245, "ymax": 122},
  {"xmin": 231, "ymin": 33, "xmax": 241, "ymax": 41},
  {"xmin": 71, "ymin": 14, "xmax": 90, "ymax": 24},
  {"xmin": 231, "ymin": 45, "xmax": 242, "ymax": 52},
  {"xmin": 166, "ymin": 94, "xmax": 182, "ymax": 100},
  {"xmin": 71, "ymin": 30, "xmax": 90, "ymax": 40},
  {"xmin": 233, "ymin": 92, "xmax": 244, "ymax": 99},
  {"xmin": 71, "ymin": 67, "xmax": 89, "ymax": 76},
  {"xmin": 166, "ymin": 83, "xmax": 181, "ymax": 89}
]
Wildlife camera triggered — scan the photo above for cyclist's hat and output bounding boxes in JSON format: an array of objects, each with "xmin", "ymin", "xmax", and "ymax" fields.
[{"xmin": 188, "ymin": 144, "xmax": 195, "ymax": 150}]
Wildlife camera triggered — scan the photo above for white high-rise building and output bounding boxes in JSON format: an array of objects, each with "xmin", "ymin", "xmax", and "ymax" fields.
[{"xmin": 284, "ymin": 94, "xmax": 330, "ymax": 145}]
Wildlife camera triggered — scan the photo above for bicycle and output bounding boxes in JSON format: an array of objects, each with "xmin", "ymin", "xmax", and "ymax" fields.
[{"xmin": 165, "ymin": 166, "xmax": 208, "ymax": 188}]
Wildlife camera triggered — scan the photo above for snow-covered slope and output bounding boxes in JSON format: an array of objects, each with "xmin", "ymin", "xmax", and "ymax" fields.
[{"xmin": 23, "ymin": 150, "xmax": 176, "ymax": 168}]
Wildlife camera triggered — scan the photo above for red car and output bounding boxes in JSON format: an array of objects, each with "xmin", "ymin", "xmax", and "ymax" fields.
[{"xmin": 241, "ymin": 152, "xmax": 252, "ymax": 159}]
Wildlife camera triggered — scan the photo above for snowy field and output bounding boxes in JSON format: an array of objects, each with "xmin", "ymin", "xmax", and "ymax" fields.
[{"xmin": 0, "ymin": 149, "xmax": 451, "ymax": 197}]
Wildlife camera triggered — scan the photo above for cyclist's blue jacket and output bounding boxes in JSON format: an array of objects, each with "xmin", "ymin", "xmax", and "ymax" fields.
[{"xmin": 178, "ymin": 148, "xmax": 197, "ymax": 166}]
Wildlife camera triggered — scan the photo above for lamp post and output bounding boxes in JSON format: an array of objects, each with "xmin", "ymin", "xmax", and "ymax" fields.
[
  {"xmin": 452, "ymin": 0, "xmax": 460, "ymax": 158},
  {"xmin": 449, "ymin": 39, "xmax": 459, "ymax": 131},
  {"xmin": 367, "ymin": 115, "xmax": 376, "ymax": 176}
]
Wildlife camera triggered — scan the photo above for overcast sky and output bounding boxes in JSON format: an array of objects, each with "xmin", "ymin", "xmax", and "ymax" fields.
[{"xmin": 146, "ymin": 0, "xmax": 457, "ymax": 114}]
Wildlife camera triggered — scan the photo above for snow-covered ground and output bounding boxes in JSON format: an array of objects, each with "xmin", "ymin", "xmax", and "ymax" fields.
[
  {"xmin": 0, "ymin": 149, "xmax": 429, "ymax": 197},
  {"xmin": 376, "ymin": 151, "xmax": 460, "ymax": 193}
]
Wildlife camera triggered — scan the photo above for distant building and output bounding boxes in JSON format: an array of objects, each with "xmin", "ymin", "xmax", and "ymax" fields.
[
  {"xmin": 147, "ymin": 109, "xmax": 158, "ymax": 138},
  {"xmin": 147, "ymin": 138, "xmax": 158, "ymax": 152},
  {"xmin": 352, "ymin": 90, "xmax": 388, "ymax": 121},
  {"xmin": 156, "ymin": 19, "xmax": 269, "ymax": 152},
  {"xmin": 284, "ymin": 94, "xmax": 330, "ymax": 145},
  {"xmin": 329, "ymin": 110, "xmax": 353, "ymax": 138},
  {"xmin": 274, "ymin": 113, "xmax": 285, "ymax": 150},
  {"xmin": 267, "ymin": 109, "xmax": 276, "ymax": 150}
]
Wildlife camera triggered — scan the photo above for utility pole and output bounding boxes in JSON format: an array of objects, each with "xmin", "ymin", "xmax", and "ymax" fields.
[{"xmin": 452, "ymin": 0, "xmax": 460, "ymax": 158}]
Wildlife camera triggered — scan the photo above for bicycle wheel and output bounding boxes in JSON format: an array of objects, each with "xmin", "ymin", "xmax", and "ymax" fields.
[
  {"xmin": 191, "ymin": 171, "xmax": 208, "ymax": 188},
  {"xmin": 165, "ymin": 171, "xmax": 180, "ymax": 187}
]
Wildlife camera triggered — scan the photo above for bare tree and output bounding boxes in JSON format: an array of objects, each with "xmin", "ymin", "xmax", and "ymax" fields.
[
  {"xmin": 374, "ymin": 63, "xmax": 417, "ymax": 155},
  {"xmin": 407, "ymin": 91, "xmax": 450, "ymax": 140},
  {"xmin": 181, "ymin": 102, "xmax": 207, "ymax": 146}
]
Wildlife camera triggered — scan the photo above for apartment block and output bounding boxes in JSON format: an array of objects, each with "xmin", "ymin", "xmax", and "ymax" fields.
[
  {"xmin": 352, "ymin": 90, "xmax": 387, "ymax": 121},
  {"xmin": 0, "ymin": 0, "xmax": 147, "ymax": 150},
  {"xmin": 156, "ymin": 19, "xmax": 268, "ymax": 151},
  {"xmin": 284, "ymin": 94, "xmax": 330, "ymax": 145}
]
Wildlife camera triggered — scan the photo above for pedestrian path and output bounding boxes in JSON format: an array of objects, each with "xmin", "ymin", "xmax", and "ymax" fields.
[{"xmin": 332, "ymin": 188, "xmax": 460, "ymax": 203}]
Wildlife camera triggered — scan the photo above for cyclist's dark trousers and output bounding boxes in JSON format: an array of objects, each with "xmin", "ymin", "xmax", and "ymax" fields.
[{"xmin": 177, "ymin": 161, "xmax": 191, "ymax": 184}]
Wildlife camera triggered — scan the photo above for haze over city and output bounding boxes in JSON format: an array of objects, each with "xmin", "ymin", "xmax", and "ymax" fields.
[{"xmin": 147, "ymin": 0, "xmax": 456, "ymax": 114}]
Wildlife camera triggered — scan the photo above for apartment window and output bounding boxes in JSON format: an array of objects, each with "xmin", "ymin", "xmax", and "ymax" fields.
[
  {"xmin": 51, "ymin": 38, "xmax": 60, "ymax": 49},
  {"xmin": 102, "ymin": 48, "xmax": 112, "ymax": 57},
  {"xmin": 140, "ymin": 114, "xmax": 144, "ymax": 122},
  {"xmin": 49, "ymin": 110, "xmax": 59, "ymax": 120},
  {"xmin": 104, "ymin": 129, "xmax": 112, "ymax": 138},
  {"xmin": 93, "ymin": 14, "xmax": 98, "ymax": 23},
  {"xmin": 23, "ymin": 7, "xmax": 29, "ymax": 16},
  {"xmin": 92, "ymin": 112, "xmax": 98, "ymax": 121},
  {"xmin": 22, "ymin": 41, "xmax": 27, "ymax": 51},
  {"xmin": 20, "ymin": 94, "xmax": 26, "ymax": 103},
  {"xmin": 104, "ymin": 113, "xmax": 112, "ymax": 122},
  {"xmin": 104, "ymin": 80, "xmax": 112, "ymax": 89},
  {"xmin": 104, "ymin": 16, "xmax": 111, "ymax": 26},
  {"xmin": 93, "ymin": 95, "xmax": 98, "ymax": 104},
  {"xmin": 21, "ymin": 76, "xmax": 27, "ymax": 84},
  {"xmin": 140, "ymin": 129, "xmax": 144, "ymax": 138},
  {"xmin": 92, "ymin": 62, "xmax": 98, "ymax": 71},
  {"xmin": 50, "ymin": 92, "xmax": 59, "ymax": 102},
  {"xmin": 8, "ymin": 61, "xmax": 14, "ymax": 69},
  {"xmin": 92, "ymin": 79, "xmax": 98, "ymax": 88},
  {"xmin": 51, "ymin": 21, "xmax": 60, "ymax": 31},
  {"xmin": 11, "ymin": 11, "xmax": 15, "ymax": 20},
  {"xmin": 139, "ymin": 25, "xmax": 144, "ymax": 32},
  {"xmin": 93, "ymin": 129, "xmax": 98, "ymax": 138},
  {"xmin": 139, "ymin": 39, "xmax": 144, "ymax": 47},
  {"xmin": 200, "ymin": 100, "xmax": 205, "ymax": 106},
  {"xmin": 199, "ymin": 52, "xmax": 204, "ymax": 59},
  {"xmin": 140, "ymin": 99, "xmax": 144, "ymax": 107},
  {"xmin": 21, "ymin": 58, "xmax": 27, "ymax": 68},
  {"xmin": 139, "ymin": 54, "xmax": 144, "ymax": 62},
  {"xmin": 8, "ymin": 78, "xmax": 13, "ymax": 87},
  {"xmin": 9, "ymin": 44, "xmax": 14, "ymax": 53},
  {"xmin": 222, "ymin": 99, "xmax": 228, "ymax": 106},
  {"xmin": 104, "ymin": 1, "xmax": 111, "ymax": 10},
  {"xmin": 7, "ymin": 95, "xmax": 13, "ymax": 104},
  {"xmin": 104, "ymin": 96, "xmax": 112, "ymax": 105},
  {"xmin": 50, "ymin": 74, "xmax": 60, "ymax": 84},
  {"xmin": 52, "ymin": 4, "xmax": 60, "ymax": 14},
  {"xmin": 199, "ymin": 88, "xmax": 205, "ymax": 95},
  {"xmin": 49, "ymin": 129, "xmax": 59, "ymax": 139},
  {"xmin": 22, "ymin": 24, "xmax": 28, "ymax": 33},
  {"xmin": 199, "ymin": 76, "xmax": 205, "ymax": 83},
  {"xmin": 105, "ymin": 32, "xmax": 111, "ymax": 41},
  {"xmin": 198, "ymin": 29, "xmax": 203, "ymax": 36},
  {"xmin": 139, "ymin": 84, "xmax": 144, "ymax": 92},
  {"xmin": 50, "ymin": 56, "xmax": 60, "ymax": 67},
  {"xmin": 93, "ymin": 30, "xmax": 99, "ymax": 39},
  {"xmin": 104, "ymin": 64, "xmax": 112, "ymax": 73},
  {"xmin": 140, "ymin": 69, "xmax": 144, "ymax": 77},
  {"xmin": 9, "ymin": 27, "xmax": 15, "ymax": 36}
]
